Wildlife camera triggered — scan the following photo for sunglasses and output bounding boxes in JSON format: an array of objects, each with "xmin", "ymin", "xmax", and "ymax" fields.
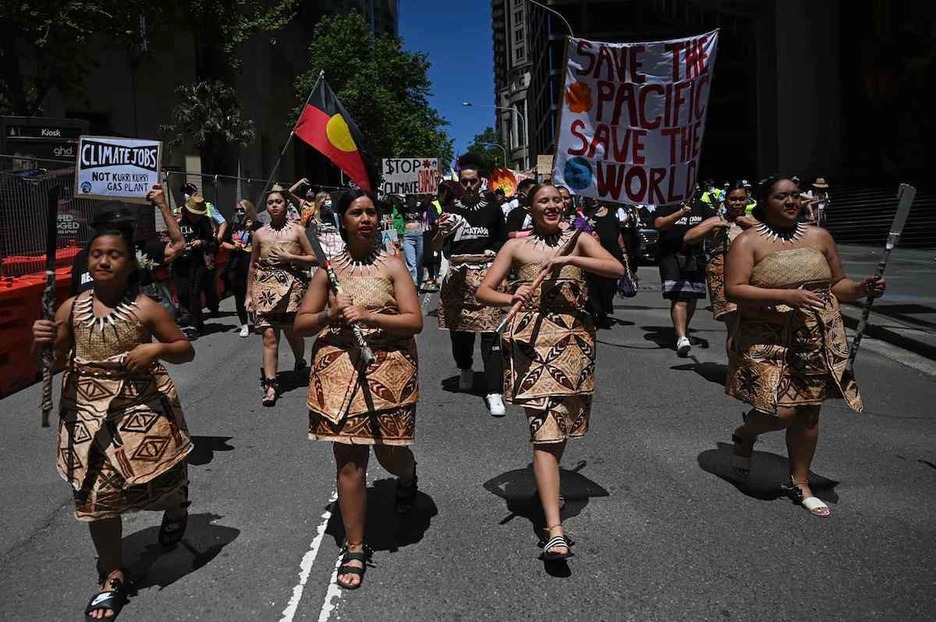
[{"xmin": 460, "ymin": 179, "xmax": 480, "ymax": 186}]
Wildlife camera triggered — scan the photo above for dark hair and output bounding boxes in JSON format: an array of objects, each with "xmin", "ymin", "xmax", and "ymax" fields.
[
  {"xmin": 437, "ymin": 180, "xmax": 462, "ymax": 204},
  {"xmin": 517, "ymin": 178, "xmax": 537, "ymax": 195},
  {"xmin": 87, "ymin": 227, "xmax": 141, "ymax": 297},
  {"xmin": 725, "ymin": 180, "xmax": 748, "ymax": 194}
]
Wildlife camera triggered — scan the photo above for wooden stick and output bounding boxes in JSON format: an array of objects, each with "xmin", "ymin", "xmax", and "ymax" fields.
[{"xmin": 40, "ymin": 187, "xmax": 60, "ymax": 427}]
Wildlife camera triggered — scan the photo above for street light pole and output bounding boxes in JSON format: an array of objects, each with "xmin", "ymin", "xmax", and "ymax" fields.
[
  {"xmin": 478, "ymin": 141, "xmax": 508, "ymax": 168},
  {"xmin": 525, "ymin": 0, "xmax": 575, "ymax": 37},
  {"xmin": 462, "ymin": 101, "xmax": 528, "ymax": 170}
]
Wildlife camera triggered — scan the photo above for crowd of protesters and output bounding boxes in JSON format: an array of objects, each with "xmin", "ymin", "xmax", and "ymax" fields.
[{"xmin": 43, "ymin": 164, "xmax": 872, "ymax": 617}]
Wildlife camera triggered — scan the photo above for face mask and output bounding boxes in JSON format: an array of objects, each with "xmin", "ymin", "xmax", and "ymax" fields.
[{"xmin": 235, "ymin": 210, "xmax": 246, "ymax": 220}]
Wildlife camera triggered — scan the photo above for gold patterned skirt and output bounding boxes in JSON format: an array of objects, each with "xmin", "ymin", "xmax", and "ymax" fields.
[
  {"xmin": 502, "ymin": 264, "xmax": 596, "ymax": 443},
  {"xmin": 58, "ymin": 357, "xmax": 192, "ymax": 521},
  {"xmin": 725, "ymin": 248, "xmax": 862, "ymax": 414},
  {"xmin": 438, "ymin": 254, "xmax": 505, "ymax": 332},
  {"xmin": 307, "ymin": 298, "xmax": 419, "ymax": 446},
  {"xmin": 706, "ymin": 251, "xmax": 737, "ymax": 321},
  {"xmin": 251, "ymin": 261, "xmax": 309, "ymax": 331}
]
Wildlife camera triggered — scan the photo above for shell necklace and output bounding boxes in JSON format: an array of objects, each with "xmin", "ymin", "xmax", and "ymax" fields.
[
  {"xmin": 332, "ymin": 247, "xmax": 385, "ymax": 275},
  {"xmin": 755, "ymin": 221, "xmax": 806, "ymax": 243}
]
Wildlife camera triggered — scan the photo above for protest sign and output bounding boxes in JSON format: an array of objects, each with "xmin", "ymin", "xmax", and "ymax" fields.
[
  {"xmin": 75, "ymin": 136, "xmax": 162, "ymax": 203},
  {"xmin": 489, "ymin": 168, "xmax": 518, "ymax": 196},
  {"xmin": 380, "ymin": 158, "xmax": 440, "ymax": 195},
  {"xmin": 552, "ymin": 31, "xmax": 719, "ymax": 205}
]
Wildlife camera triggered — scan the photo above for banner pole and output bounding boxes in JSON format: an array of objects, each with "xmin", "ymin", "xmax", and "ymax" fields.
[{"xmin": 254, "ymin": 70, "xmax": 324, "ymax": 210}]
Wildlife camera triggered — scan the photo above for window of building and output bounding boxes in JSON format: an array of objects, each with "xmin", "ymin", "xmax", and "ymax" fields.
[{"xmin": 514, "ymin": 47, "xmax": 525, "ymax": 63}]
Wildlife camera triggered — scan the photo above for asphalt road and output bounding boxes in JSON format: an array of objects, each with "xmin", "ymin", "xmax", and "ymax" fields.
[{"xmin": 1, "ymin": 265, "xmax": 935, "ymax": 621}]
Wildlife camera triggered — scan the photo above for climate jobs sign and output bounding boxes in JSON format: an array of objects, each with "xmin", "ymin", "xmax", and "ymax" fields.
[
  {"xmin": 552, "ymin": 31, "xmax": 719, "ymax": 206},
  {"xmin": 75, "ymin": 136, "xmax": 162, "ymax": 203}
]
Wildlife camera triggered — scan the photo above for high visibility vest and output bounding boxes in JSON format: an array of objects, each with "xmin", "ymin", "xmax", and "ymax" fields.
[{"xmin": 745, "ymin": 199, "xmax": 757, "ymax": 216}]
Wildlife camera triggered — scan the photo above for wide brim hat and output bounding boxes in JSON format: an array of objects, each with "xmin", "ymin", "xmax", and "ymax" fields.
[
  {"xmin": 813, "ymin": 177, "xmax": 829, "ymax": 189},
  {"xmin": 184, "ymin": 195, "xmax": 208, "ymax": 215}
]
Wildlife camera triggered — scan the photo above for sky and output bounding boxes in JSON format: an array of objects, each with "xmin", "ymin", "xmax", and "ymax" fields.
[{"xmin": 399, "ymin": 1, "xmax": 496, "ymax": 162}]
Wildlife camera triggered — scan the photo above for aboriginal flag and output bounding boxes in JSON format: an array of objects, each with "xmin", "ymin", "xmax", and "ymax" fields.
[{"xmin": 295, "ymin": 77, "xmax": 375, "ymax": 192}]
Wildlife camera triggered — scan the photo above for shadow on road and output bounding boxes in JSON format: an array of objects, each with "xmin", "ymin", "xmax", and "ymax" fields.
[
  {"xmin": 441, "ymin": 373, "xmax": 489, "ymax": 397},
  {"xmin": 670, "ymin": 361, "xmax": 729, "ymax": 387},
  {"xmin": 186, "ymin": 436, "xmax": 235, "ymax": 466},
  {"xmin": 275, "ymin": 367, "xmax": 311, "ymax": 397},
  {"xmin": 326, "ymin": 478, "xmax": 438, "ymax": 553},
  {"xmin": 198, "ymin": 323, "xmax": 234, "ymax": 336},
  {"xmin": 122, "ymin": 512, "xmax": 240, "ymax": 590},
  {"xmin": 698, "ymin": 442, "xmax": 840, "ymax": 504},
  {"xmin": 483, "ymin": 460, "xmax": 609, "ymax": 571}
]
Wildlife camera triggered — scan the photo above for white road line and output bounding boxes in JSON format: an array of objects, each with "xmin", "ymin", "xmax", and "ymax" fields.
[
  {"xmin": 279, "ymin": 490, "xmax": 338, "ymax": 622},
  {"xmin": 317, "ymin": 555, "xmax": 346, "ymax": 622}
]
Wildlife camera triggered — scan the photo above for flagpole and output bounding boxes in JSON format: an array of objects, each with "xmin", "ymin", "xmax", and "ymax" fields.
[{"xmin": 255, "ymin": 70, "xmax": 324, "ymax": 211}]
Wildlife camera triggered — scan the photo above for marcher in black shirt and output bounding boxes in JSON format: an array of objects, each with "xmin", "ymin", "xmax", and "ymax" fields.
[
  {"xmin": 434, "ymin": 157, "xmax": 508, "ymax": 417},
  {"xmin": 653, "ymin": 194, "xmax": 717, "ymax": 356},
  {"xmin": 173, "ymin": 195, "xmax": 218, "ymax": 337}
]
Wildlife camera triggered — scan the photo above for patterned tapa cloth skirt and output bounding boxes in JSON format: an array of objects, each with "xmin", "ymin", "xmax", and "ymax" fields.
[
  {"xmin": 726, "ymin": 247, "xmax": 862, "ymax": 414},
  {"xmin": 308, "ymin": 286, "xmax": 419, "ymax": 446},
  {"xmin": 659, "ymin": 251, "xmax": 706, "ymax": 300},
  {"xmin": 251, "ymin": 260, "xmax": 309, "ymax": 331},
  {"xmin": 502, "ymin": 263, "xmax": 596, "ymax": 443},
  {"xmin": 57, "ymin": 357, "xmax": 192, "ymax": 521},
  {"xmin": 705, "ymin": 222, "xmax": 745, "ymax": 321},
  {"xmin": 438, "ymin": 253, "xmax": 505, "ymax": 332}
]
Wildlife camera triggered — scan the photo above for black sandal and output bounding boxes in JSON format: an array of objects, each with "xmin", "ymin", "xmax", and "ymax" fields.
[
  {"xmin": 158, "ymin": 510, "xmax": 188, "ymax": 548},
  {"xmin": 85, "ymin": 572, "xmax": 130, "ymax": 621},
  {"xmin": 540, "ymin": 525, "xmax": 574, "ymax": 561},
  {"xmin": 336, "ymin": 543, "xmax": 373, "ymax": 590},
  {"xmin": 260, "ymin": 370, "xmax": 279, "ymax": 407},
  {"xmin": 394, "ymin": 462, "xmax": 418, "ymax": 514}
]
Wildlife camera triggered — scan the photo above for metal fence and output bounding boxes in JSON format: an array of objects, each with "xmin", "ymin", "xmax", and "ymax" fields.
[{"xmin": 0, "ymin": 155, "xmax": 156, "ymax": 278}]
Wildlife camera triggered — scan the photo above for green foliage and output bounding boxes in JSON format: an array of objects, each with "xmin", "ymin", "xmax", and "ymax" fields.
[
  {"xmin": 159, "ymin": 81, "xmax": 255, "ymax": 156},
  {"xmin": 0, "ymin": 0, "xmax": 158, "ymax": 114},
  {"xmin": 465, "ymin": 127, "xmax": 507, "ymax": 174},
  {"xmin": 294, "ymin": 12, "xmax": 453, "ymax": 173}
]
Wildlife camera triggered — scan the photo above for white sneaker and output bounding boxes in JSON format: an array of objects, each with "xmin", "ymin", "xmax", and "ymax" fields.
[
  {"xmin": 676, "ymin": 336, "xmax": 691, "ymax": 357},
  {"xmin": 487, "ymin": 393, "xmax": 506, "ymax": 417},
  {"xmin": 458, "ymin": 368, "xmax": 473, "ymax": 391},
  {"xmin": 239, "ymin": 324, "xmax": 250, "ymax": 338}
]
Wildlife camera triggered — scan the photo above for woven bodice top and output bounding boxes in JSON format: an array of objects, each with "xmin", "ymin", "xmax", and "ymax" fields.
[
  {"xmin": 751, "ymin": 247, "xmax": 831, "ymax": 289},
  {"xmin": 71, "ymin": 293, "xmax": 148, "ymax": 361},
  {"xmin": 513, "ymin": 261, "xmax": 588, "ymax": 311}
]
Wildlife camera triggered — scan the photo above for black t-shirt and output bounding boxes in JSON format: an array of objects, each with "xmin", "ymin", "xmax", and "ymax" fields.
[
  {"xmin": 505, "ymin": 207, "xmax": 532, "ymax": 234},
  {"xmin": 174, "ymin": 215, "xmax": 217, "ymax": 267},
  {"xmin": 71, "ymin": 238, "xmax": 167, "ymax": 295},
  {"xmin": 654, "ymin": 200, "xmax": 717, "ymax": 256},
  {"xmin": 444, "ymin": 194, "xmax": 506, "ymax": 256}
]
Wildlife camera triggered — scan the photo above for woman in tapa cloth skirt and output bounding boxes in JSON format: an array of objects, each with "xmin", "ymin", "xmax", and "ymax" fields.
[
  {"xmin": 247, "ymin": 186, "xmax": 317, "ymax": 406},
  {"xmin": 683, "ymin": 180, "xmax": 759, "ymax": 332},
  {"xmin": 32, "ymin": 223, "xmax": 195, "ymax": 620},
  {"xmin": 724, "ymin": 175, "xmax": 885, "ymax": 518},
  {"xmin": 294, "ymin": 189, "xmax": 422, "ymax": 590},
  {"xmin": 477, "ymin": 183, "xmax": 625, "ymax": 562}
]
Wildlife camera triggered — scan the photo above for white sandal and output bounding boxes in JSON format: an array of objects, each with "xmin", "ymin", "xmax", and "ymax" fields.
[{"xmin": 783, "ymin": 478, "xmax": 830, "ymax": 518}]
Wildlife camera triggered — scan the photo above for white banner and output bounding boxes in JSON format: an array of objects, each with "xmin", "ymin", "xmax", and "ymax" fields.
[
  {"xmin": 75, "ymin": 136, "xmax": 162, "ymax": 203},
  {"xmin": 380, "ymin": 158, "xmax": 439, "ymax": 195},
  {"xmin": 553, "ymin": 31, "xmax": 719, "ymax": 205}
]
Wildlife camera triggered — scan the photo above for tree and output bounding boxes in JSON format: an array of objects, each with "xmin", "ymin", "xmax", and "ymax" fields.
[
  {"xmin": 0, "ymin": 0, "xmax": 158, "ymax": 115},
  {"xmin": 159, "ymin": 81, "xmax": 256, "ymax": 170},
  {"xmin": 465, "ymin": 127, "xmax": 507, "ymax": 175},
  {"xmin": 294, "ymin": 12, "xmax": 453, "ymax": 178}
]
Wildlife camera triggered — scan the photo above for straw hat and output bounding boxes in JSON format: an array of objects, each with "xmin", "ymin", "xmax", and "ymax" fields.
[
  {"xmin": 184, "ymin": 194, "xmax": 208, "ymax": 215},
  {"xmin": 813, "ymin": 177, "xmax": 829, "ymax": 189}
]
